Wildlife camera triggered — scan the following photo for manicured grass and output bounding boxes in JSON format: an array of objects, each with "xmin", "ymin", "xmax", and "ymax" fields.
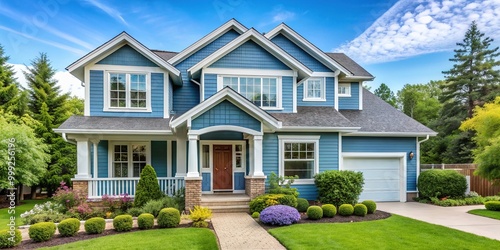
[
  {"xmin": 0, "ymin": 199, "xmax": 48, "ymax": 230},
  {"xmin": 469, "ymin": 209, "xmax": 500, "ymax": 220},
  {"xmin": 40, "ymin": 228, "xmax": 218, "ymax": 250},
  {"xmin": 269, "ymin": 215, "xmax": 500, "ymax": 249}
]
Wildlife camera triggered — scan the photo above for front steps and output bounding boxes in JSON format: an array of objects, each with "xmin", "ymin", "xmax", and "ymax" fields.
[{"xmin": 200, "ymin": 194, "xmax": 250, "ymax": 213}]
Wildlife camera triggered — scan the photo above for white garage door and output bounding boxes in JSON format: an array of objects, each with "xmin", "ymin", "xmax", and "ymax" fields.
[{"xmin": 343, "ymin": 157, "xmax": 402, "ymax": 202}]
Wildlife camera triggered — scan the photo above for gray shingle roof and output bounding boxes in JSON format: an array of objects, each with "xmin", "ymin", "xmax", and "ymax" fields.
[
  {"xmin": 151, "ymin": 50, "xmax": 178, "ymax": 62},
  {"xmin": 325, "ymin": 53, "xmax": 373, "ymax": 78},
  {"xmin": 340, "ymin": 88, "xmax": 436, "ymax": 134},
  {"xmin": 271, "ymin": 107, "xmax": 355, "ymax": 128},
  {"xmin": 57, "ymin": 116, "xmax": 170, "ymax": 131}
]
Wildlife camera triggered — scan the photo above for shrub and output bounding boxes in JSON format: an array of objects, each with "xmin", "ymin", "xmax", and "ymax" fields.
[
  {"xmin": 102, "ymin": 193, "xmax": 133, "ymax": 213},
  {"xmin": 134, "ymin": 165, "xmax": 164, "ymax": 207},
  {"xmin": 354, "ymin": 204, "xmax": 368, "ymax": 217},
  {"xmin": 314, "ymin": 170, "xmax": 364, "ymax": 207},
  {"xmin": 296, "ymin": 198, "xmax": 309, "ymax": 212},
  {"xmin": 0, "ymin": 229, "xmax": 21, "ymax": 248},
  {"xmin": 260, "ymin": 205, "xmax": 301, "ymax": 226},
  {"xmin": 21, "ymin": 201, "xmax": 66, "ymax": 225},
  {"xmin": 268, "ymin": 172, "xmax": 299, "ymax": 197},
  {"xmin": 362, "ymin": 200, "xmax": 377, "ymax": 214},
  {"xmin": 249, "ymin": 194, "xmax": 298, "ymax": 213},
  {"xmin": 485, "ymin": 201, "xmax": 500, "ymax": 211},
  {"xmin": 338, "ymin": 204, "xmax": 354, "ymax": 216},
  {"xmin": 322, "ymin": 204, "xmax": 336, "ymax": 218},
  {"xmin": 418, "ymin": 170, "xmax": 467, "ymax": 198},
  {"xmin": 84, "ymin": 217, "xmax": 106, "ymax": 234},
  {"xmin": 157, "ymin": 208, "xmax": 180, "ymax": 228},
  {"xmin": 58, "ymin": 218, "xmax": 81, "ymax": 237},
  {"xmin": 137, "ymin": 213, "xmax": 155, "ymax": 230},
  {"xmin": 307, "ymin": 206, "xmax": 323, "ymax": 220},
  {"xmin": 113, "ymin": 215, "xmax": 133, "ymax": 232},
  {"xmin": 189, "ymin": 206, "xmax": 212, "ymax": 228},
  {"xmin": 142, "ymin": 199, "xmax": 164, "ymax": 217},
  {"xmin": 52, "ymin": 181, "xmax": 87, "ymax": 213},
  {"xmin": 251, "ymin": 212, "xmax": 260, "ymax": 218},
  {"xmin": 127, "ymin": 207, "xmax": 144, "ymax": 217},
  {"xmin": 29, "ymin": 222, "xmax": 56, "ymax": 242}
]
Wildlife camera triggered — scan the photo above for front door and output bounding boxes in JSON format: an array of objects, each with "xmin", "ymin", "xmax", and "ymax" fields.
[{"xmin": 213, "ymin": 145, "xmax": 232, "ymax": 190}]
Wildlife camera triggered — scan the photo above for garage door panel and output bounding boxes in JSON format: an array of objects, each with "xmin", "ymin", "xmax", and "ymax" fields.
[
  {"xmin": 361, "ymin": 169, "xmax": 399, "ymax": 180},
  {"xmin": 343, "ymin": 158, "xmax": 400, "ymax": 171},
  {"xmin": 359, "ymin": 191, "xmax": 400, "ymax": 202},
  {"xmin": 363, "ymin": 180, "xmax": 400, "ymax": 190}
]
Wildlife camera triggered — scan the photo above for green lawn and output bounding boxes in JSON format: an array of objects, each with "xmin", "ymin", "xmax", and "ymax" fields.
[
  {"xmin": 469, "ymin": 209, "xmax": 500, "ymax": 220},
  {"xmin": 40, "ymin": 228, "xmax": 218, "ymax": 250},
  {"xmin": 0, "ymin": 199, "xmax": 48, "ymax": 230},
  {"xmin": 269, "ymin": 215, "xmax": 500, "ymax": 250}
]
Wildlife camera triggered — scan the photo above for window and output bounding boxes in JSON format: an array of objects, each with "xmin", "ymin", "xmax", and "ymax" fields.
[
  {"xmin": 202, "ymin": 145, "xmax": 210, "ymax": 169},
  {"xmin": 235, "ymin": 145, "xmax": 243, "ymax": 169},
  {"xmin": 107, "ymin": 72, "xmax": 149, "ymax": 110},
  {"xmin": 111, "ymin": 143, "xmax": 148, "ymax": 177},
  {"xmin": 338, "ymin": 83, "xmax": 351, "ymax": 97},
  {"xmin": 221, "ymin": 76, "xmax": 279, "ymax": 108},
  {"xmin": 304, "ymin": 78, "xmax": 325, "ymax": 101},
  {"xmin": 279, "ymin": 136, "xmax": 319, "ymax": 183}
]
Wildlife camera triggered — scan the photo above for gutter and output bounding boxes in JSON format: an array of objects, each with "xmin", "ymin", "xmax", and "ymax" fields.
[
  {"xmin": 416, "ymin": 135, "xmax": 431, "ymax": 196},
  {"xmin": 62, "ymin": 133, "xmax": 77, "ymax": 145}
]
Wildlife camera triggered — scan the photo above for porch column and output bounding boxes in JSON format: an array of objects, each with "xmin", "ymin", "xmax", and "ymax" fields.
[
  {"xmin": 253, "ymin": 135, "xmax": 264, "ymax": 177},
  {"xmin": 75, "ymin": 139, "xmax": 91, "ymax": 179},
  {"xmin": 187, "ymin": 134, "xmax": 199, "ymax": 177},
  {"xmin": 175, "ymin": 132, "xmax": 187, "ymax": 177},
  {"xmin": 248, "ymin": 137, "xmax": 255, "ymax": 176},
  {"xmin": 90, "ymin": 139, "xmax": 100, "ymax": 178}
]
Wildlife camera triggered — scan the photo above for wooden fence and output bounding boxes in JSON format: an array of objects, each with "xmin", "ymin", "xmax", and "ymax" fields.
[{"xmin": 420, "ymin": 164, "xmax": 500, "ymax": 196}]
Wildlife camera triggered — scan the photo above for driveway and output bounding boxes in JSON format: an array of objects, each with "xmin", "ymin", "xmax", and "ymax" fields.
[{"xmin": 377, "ymin": 202, "xmax": 500, "ymax": 241}]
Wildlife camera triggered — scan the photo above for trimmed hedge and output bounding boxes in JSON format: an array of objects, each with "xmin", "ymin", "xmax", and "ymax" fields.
[
  {"xmin": 354, "ymin": 204, "xmax": 368, "ymax": 217},
  {"xmin": 418, "ymin": 170, "xmax": 467, "ymax": 198},
  {"xmin": 58, "ymin": 218, "xmax": 81, "ymax": 237},
  {"xmin": 296, "ymin": 198, "xmax": 309, "ymax": 212},
  {"xmin": 134, "ymin": 165, "xmax": 164, "ymax": 207},
  {"xmin": 322, "ymin": 204, "xmax": 336, "ymax": 218},
  {"xmin": 338, "ymin": 204, "xmax": 354, "ymax": 216},
  {"xmin": 249, "ymin": 194, "xmax": 298, "ymax": 213},
  {"xmin": 306, "ymin": 206, "xmax": 323, "ymax": 220},
  {"xmin": 362, "ymin": 200, "xmax": 377, "ymax": 214},
  {"xmin": 113, "ymin": 215, "xmax": 133, "ymax": 232},
  {"xmin": 314, "ymin": 170, "xmax": 364, "ymax": 207},
  {"xmin": 251, "ymin": 212, "xmax": 260, "ymax": 219},
  {"xmin": 29, "ymin": 222, "xmax": 56, "ymax": 242},
  {"xmin": 138, "ymin": 213, "xmax": 155, "ymax": 230},
  {"xmin": 84, "ymin": 217, "xmax": 106, "ymax": 234},
  {"xmin": 0, "ymin": 229, "xmax": 21, "ymax": 248},
  {"xmin": 485, "ymin": 201, "xmax": 500, "ymax": 211},
  {"xmin": 157, "ymin": 208, "xmax": 180, "ymax": 228}
]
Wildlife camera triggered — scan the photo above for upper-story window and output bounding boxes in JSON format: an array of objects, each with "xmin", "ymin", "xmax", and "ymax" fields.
[
  {"xmin": 338, "ymin": 83, "xmax": 351, "ymax": 97},
  {"xmin": 221, "ymin": 76, "xmax": 280, "ymax": 109},
  {"xmin": 105, "ymin": 72, "xmax": 151, "ymax": 112},
  {"xmin": 303, "ymin": 77, "xmax": 325, "ymax": 101}
]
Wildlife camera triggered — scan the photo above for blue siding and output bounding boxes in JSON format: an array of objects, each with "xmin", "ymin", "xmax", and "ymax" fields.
[
  {"xmin": 271, "ymin": 34, "xmax": 332, "ymax": 72},
  {"xmin": 209, "ymin": 40, "xmax": 290, "ymax": 70},
  {"xmin": 202, "ymin": 173, "xmax": 211, "ymax": 191},
  {"xmin": 171, "ymin": 141, "xmax": 177, "ymax": 176},
  {"xmin": 204, "ymin": 74, "xmax": 217, "ymax": 100},
  {"xmin": 338, "ymin": 83, "xmax": 360, "ymax": 110},
  {"xmin": 342, "ymin": 136, "xmax": 418, "ymax": 191},
  {"xmin": 96, "ymin": 44, "xmax": 157, "ymax": 67},
  {"xmin": 89, "ymin": 71, "xmax": 165, "ymax": 117},
  {"xmin": 295, "ymin": 185, "xmax": 318, "ymax": 200},
  {"xmin": 173, "ymin": 29, "xmax": 240, "ymax": 114},
  {"xmin": 98, "ymin": 140, "xmax": 108, "ymax": 178},
  {"xmin": 298, "ymin": 77, "xmax": 335, "ymax": 107},
  {"xmin": 200, "ymin": 131, "xmax": 243, "ymax": 140},
  {"xmin": 234, "ymin": 172, "xmax": 245, "ymax": 190},
  {"xmin": 151, "ymin": 141, "xmax": 167, "ymax": 177},
  {"xmin": 192, "ymin": 100, "xmax": 261, "ymax": 131}
]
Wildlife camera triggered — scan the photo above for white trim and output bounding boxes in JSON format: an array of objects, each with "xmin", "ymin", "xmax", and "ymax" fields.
[
  {"xmin": 416, "ymin": 135, "xmax": 430, "ymax": 192},
  {"xmin": 292, "ymin": 74, "xmax": 297, "ymax": 113},
  {"xmin": 168, "ymin": 19, "xmax": 247, "ymax": 65},
  {"xmin": 359, "ymin": 81, "xmax": 363, "ymax": 110},
  {"xmin": 311, "ymin": 72, "xmax": 338, "ymax": 77},
  {"xmin": 89, "ymin": 64, "xmax": 168, "ymax": 72},
  {"xmin": 103, "ymin": 71, "xmax": 152, "ymax": 112},
  {"xmin": 334, "ymin": 75, "xmax": 339, "ymax": 111},
  {"xmin": 338, "ymin": 83, "xmax": 351, "ymax": 97},
  {"xmin": 343, "ymin": 76, "xmax": 374, "ymax": 80},
  {"xmin": 346, "ymin": 132, "xmax": 438, "ymax": 137},
  {"xmin": 278, "ymin": 126, "xmax": 360, "ymax": 132},
  {"xmin": 338, "ymin": 133, "xmax": 342, "ymax": 169},
  {"xmin": 167, "ymin": 140, "xmax": 172, "ymax": 177},
  {"xmin": 278, "ymin": 135, "xmax": 320, "ymax": 185},
  {"xmin": 303, "ymin": 77, "xmax": 326, "ymax": 102},
  {"xmin": 200, "ymin": 71, "xmax": 205, "ymax": 101},
  {"xmin": 203, "ymin": 67, "xmax": 295, "ymax": 77},
  {"xmin": 217, "ymin": 75, "xmax": 282, "ymax": 110},
  {"xmin": 84, "ymin": 66, "xmax": 90, "ymax": 116},
  {"xmin": 108, "ymin": 141, "xmax": 151, "ymax": 178},
  {"xmin": 68, "ymin": 134, "xmax": 174, "ymax": 142},
  {"xmin": 54, "ymin": 129, "xmax": 171, "ymax": 135},
  {"xmin": 189, "ymin": 125, "xmax": 262, "ymax": 136},
  {"xmin": 164, "ymin": 74, "xmax": 169, "ymax": 118},
  {"xmin": 277, "ymin": 135, "xmax": 321, "ymax": 140}
]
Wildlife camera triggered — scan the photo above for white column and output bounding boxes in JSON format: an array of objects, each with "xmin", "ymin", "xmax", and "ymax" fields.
[
  {"xmin": 91, "ymin": 140, "xmax": 100, "ymax": 178},
  {"xmin": 253, "ymin": 135, "xmax": 265, "ymax": 177},
  {"xmin": 248, "ymin": 136, "xmax": 255, "ymax": 176},
  {"xmin": 75, "ymin": 139, "xmax": 91, "ymax": 179},
  {"xmin": 175, "ymin": 133, "xmax": 187, "ymax": 177},
  {"xmin": 187, "ymin": 134, "xmax": 199, "ymax": 177}
]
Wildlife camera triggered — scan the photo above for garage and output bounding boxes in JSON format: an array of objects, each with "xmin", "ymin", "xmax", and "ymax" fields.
[{"xmin": 342, "ymin": 153, "xmax": 406, "ymax": 202}]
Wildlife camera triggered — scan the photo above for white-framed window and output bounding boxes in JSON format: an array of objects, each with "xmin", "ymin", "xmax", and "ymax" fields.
[
  {"xmin": 219, "ymin": 76, "xmax": 281, "ymax": 109},
  {"xmin": 278, "ymin": 135, "xmax": 320, "ymax": 184},
  {"xmin": 105, "ymin": 72, "xmax": 151, "ymax": 111},
  {"xmin": 303, "ymin": 77, "xmax": 325, "ymax": 101},
  {"xmin": 338, "ymin": 83, "xmax": 351, "ymax": 97},
  {"xmin": 110, "ymin": 142, "xmax": 150, "ymax": 177}
]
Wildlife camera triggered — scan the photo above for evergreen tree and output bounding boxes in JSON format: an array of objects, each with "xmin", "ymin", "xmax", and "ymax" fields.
[
  {"xmin": 134, "ymin": 165, "xmax": 163, "ymax": 207},
  {"xmin": 0, "ymin": 45, "xmax": 27, "ymax": 116},
  {"xmin": 374, "ymin": 83, "xmax": 397, "ymax": 107}
]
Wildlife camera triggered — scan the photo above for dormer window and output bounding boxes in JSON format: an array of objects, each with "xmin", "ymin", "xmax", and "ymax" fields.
[
  {"xmin": 104, "ymin": 72, "xmax": 151, "ymax": 112},
  {"xmin": 338, "ymin": 83, "xmax": 351, "ymax": 97},
  {"xmin": 303, "ymin": 77, "xmax": 325, "ymax": 101}
]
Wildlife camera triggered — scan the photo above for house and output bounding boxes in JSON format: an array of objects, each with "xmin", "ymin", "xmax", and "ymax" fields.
[{"xmin": 55, "ymin": 19, "xmax": 436, "ymax": 209}]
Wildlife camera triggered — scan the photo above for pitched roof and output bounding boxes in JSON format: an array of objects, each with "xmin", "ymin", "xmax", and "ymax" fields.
[
  {"xmin": 271, "ymin": 107, "xmax": 355, "ymax": 128},
  {"xmin": 55, "ymin": 116, "xmax": 171, "ymax": 134},
  {"xmin": 151, "ymin": 50, "xmax": 178, "ymax": 61},
  {"xmin": 340, "ymin": 89, "xmax": 436, "ymax": 135},
  {"xmin": 325, "ymin": 53, "xmax": 373, "ymax": 78}
]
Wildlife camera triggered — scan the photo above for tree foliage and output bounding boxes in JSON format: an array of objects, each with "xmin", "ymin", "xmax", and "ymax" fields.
[
  {"xmin": 0, "ymin": 45, "xmax": 28, "ymax": 116},
  {"xmin": 397, "ymin": 81, "xmax": 442, "ymax": 126},
  {"xmin": 374, "ymin": 83, "xmax": 397, "ymax": 107}
]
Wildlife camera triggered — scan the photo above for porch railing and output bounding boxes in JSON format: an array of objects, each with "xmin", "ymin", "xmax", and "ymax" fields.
[{"xmin": 88, "ymin": 177, "xmax": 185, "ymax": 198}]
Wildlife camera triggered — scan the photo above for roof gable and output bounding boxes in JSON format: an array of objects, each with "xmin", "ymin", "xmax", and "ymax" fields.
[{"xmin": 97, "ymin": 44, "xmax": 157, "ymax": 67}]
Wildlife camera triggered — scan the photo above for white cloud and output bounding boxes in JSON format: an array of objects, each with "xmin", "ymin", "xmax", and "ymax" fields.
[
  {"xmin": 335, "ymin": 0, "xmax": 500, "ymax": 64},
  {"xmin": 273, "ymin": 10, "xmax": 295, "ymax": 23},
  {"xmin": 84, "ymin": 0, "xmax": 128, "ymax": 26},
  {"xmin": 9, "ymin": 64, "xmax": 84, "ymax": 99}
]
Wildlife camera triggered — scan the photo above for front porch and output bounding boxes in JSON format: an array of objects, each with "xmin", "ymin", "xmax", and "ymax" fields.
[{"xmin": 81, "ymin": 177, "xmax": 185, "ymax": 198}]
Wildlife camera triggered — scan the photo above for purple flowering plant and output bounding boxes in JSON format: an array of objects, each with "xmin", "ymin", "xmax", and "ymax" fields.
[
  {"xmin": 102, "ymin": 193, "xmax": 133, "ymax": 212},
  {"xmin": 52, "ymin": 181, "xmax": 87, "ymax": 212},
  {"xmin": 259, "ymin": 205, "xmax": 301, "ymax": 226}
]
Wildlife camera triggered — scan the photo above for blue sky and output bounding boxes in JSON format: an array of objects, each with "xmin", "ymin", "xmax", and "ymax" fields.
[{"xmin": 0, "ymin": 0, "xmax": 498, "ymax": 98}]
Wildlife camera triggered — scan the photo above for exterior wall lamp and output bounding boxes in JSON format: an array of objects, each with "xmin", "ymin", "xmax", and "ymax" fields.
[{"xmin": 409, "ymin": 151, "xmax": 414, "ymax": 160}]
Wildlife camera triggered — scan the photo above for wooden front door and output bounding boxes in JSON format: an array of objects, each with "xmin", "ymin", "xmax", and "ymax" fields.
[{"xmin": 213, "ymin": 145, "xmax": 233, "ymax": 190}]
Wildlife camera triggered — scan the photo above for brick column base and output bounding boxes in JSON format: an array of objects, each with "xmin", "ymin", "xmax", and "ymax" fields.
[
  {"xmin": 185, "ymin": 177, "xmax": 202, "ymax": 211},
  {"xmin": 245, "ymin": 176, "xmax": 266, "ymax": 199},
  {"xmin": 72, "ymin": 180, "xmax": 88, "ymax": 196}
]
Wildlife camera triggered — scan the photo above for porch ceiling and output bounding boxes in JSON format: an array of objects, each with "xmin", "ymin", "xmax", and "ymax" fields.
[{"xmin": 55, "ymin": 116, "xmax": 171, "ymax": 134}]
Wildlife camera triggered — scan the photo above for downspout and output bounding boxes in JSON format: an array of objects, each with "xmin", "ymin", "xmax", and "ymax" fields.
[
  {"xmin": 62, "ymin": 133, "xmax": 77, "ymax": 145},
  {"xmin": 416, "ymin": 135, "xmax": 430, "ymax": 196}
]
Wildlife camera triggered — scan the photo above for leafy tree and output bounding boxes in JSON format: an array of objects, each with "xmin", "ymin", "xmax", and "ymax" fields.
[
  {"xmin": 374, "ymin": 83, "xmax": 397, "ymax": 107},
  {"xmin": 134, "ymin": 165, "xmax": 163, "ymax": 207},
  {"xmin": 397, "ymin": 81, "xmax": 442, "ymax": 126},
  {"xmin": 460, "ymin": 97, "xmax": 500, "ymax": 181},
  {"xmin": 0, "ymin": 45, "xmax": 27, "ymax": 116}
]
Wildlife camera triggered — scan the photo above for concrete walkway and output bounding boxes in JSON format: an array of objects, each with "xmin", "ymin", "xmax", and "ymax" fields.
[
  {"xmin": 377, "ymin": 202, "xmax": 500, "ymax": 241},
  {"xmin": 211, "ymin": 213, "xmax": 285, "ymax": 250}
]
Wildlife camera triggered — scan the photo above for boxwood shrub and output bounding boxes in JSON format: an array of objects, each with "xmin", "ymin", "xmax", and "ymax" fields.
[
  {"xmin": 58, "ymin": 218, "xmax": 81, "ymax": 237},
  {"xmin": 251, "ymin": 212, "xmax": 260, "ymax": 218},
  {"xmin": 138, "ymin": 213, "xmax": 155, "ymax": 230},
  {"xmin": 322, "ymin": 204, "xmax": 336, "ymax": 218},
  {"xmin": 296, "ymin": 198, "xmax": 309, "ymax": 212},
  {"xmin": 113, "ymin": 215, "xmax": 133, "ymax": 232},
  {"xmin": 157, "ymin": 208, "xmax": 180, "ymax": 228},
  {"xmin": 0, "ymin": 229, "xmax": 21, "ymax": 248},
  {"xmin": 84, "ymin": 217, "xmax": 106, "ymax": 234},
  {"xmin": 127, "ymin": 207, "xmax": 144, "ymax": 217},
  {"xmin": 362, "ymin": 200, "xmax": 377, "ymax": 214},
  {"xmin": 485, "ymin": 201, "xmax": 500, "ymax": 211},
  {"xmin": 418, "ymin": 170, "xmax": 467, "ymax": 198},
  {"xmin": 259, "ymin": 205, "xmax": 301, "ymax": 226},
  {"xmin": 314, "ymin": 170, "xmax": 364, "ymax": 207},
  {"xmin": 306, "ymin": 206, "xmax": 323, "ymax": 220},
  {"xmin": 249, "ymin": 194, "xmax": 297, "ymax": 213},
  {"xmin": 338, "ymin": 204, "xmax": 354, "ymax": 216},
  {"xmin": 354, "ymin": 204, "xmax": 368, "ymax": 217},
  {"xmin": 29, "ymin": 222, "xmax": 56, "ymax": 242}
]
